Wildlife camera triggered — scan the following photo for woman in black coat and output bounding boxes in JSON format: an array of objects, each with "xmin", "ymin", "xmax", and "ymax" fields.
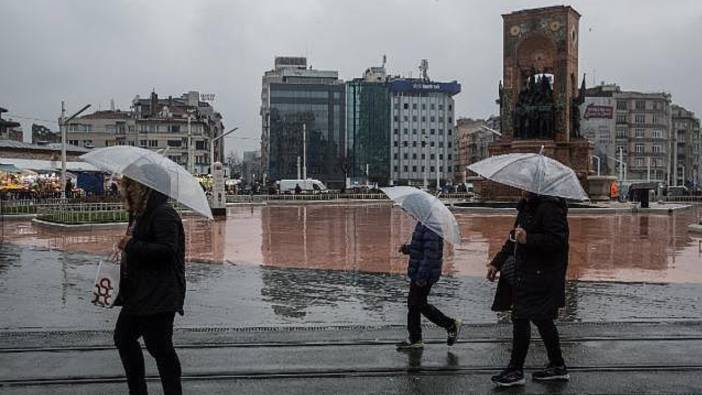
[
  {"xmin": 486, "ymin": 191, "xmax": 570, "ymax": 387},
  {"xmin": 114, "ymin": 176, "xmax": 186, "ymax": 395}
]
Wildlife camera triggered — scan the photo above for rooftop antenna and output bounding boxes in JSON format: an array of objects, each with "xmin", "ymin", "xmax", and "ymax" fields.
[
  {"xmin": 382, "ymin": 54, "xmax": 387, "ymax": 68},
  {"xmin": 419, "ymin": 59, "xmax": 429, "ymax": 81},
  {"xmin": 110, "ymin": 99, "xmax": 115, "ymax": 111}
]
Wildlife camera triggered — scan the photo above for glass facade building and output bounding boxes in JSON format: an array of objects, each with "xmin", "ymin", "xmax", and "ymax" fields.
[
  {"xmin": 268, "ymin": 83, "xmax": 346, "ymax": 186},
  {"xmin": 345, "ymin": 80, "xmax": 392, "ymax": 185}
]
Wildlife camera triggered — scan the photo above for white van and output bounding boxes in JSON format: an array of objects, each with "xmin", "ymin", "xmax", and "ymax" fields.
[{"xmin": 278, "ymin": 179, "xmax": 328, "ymax": 194}]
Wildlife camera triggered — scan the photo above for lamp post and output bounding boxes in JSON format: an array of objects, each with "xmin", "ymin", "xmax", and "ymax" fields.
[
  {"xmin": 60, "ymin": 102, "xmax": 91, "ymax": 199},
  {"xmin": 592, "ymin": 155, "xmax": 601, "ymax": 176},
  {"xmin": 209, "ymin": 127, "xmax": 238, "ymax": 174}
]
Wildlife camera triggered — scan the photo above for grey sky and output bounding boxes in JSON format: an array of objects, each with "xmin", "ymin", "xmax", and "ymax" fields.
[{"xmin": 2, "ymin": 0, "xmax": 701, "ymax": 157}]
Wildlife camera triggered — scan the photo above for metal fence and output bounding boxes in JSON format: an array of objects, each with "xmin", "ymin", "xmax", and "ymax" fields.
[
  {"xmin": 226, "ymin": 193, "xmax": 475, "ymax": 203},
  {"xmin": 35, "ymin": 203, "xmax": 128, "ymax": 225},
  {"xmin": 662, "ymin": 196, "xmax": 702, "ymax": 204}
]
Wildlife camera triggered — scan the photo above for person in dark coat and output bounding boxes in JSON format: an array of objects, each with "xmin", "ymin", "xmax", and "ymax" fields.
[
  {"xmin": 396, "ymin": 221, "xmax": 461, "ymax": 350},
  {"xmin": 486, "ymin": 191, "xmax": 569, "ymax": 387},
  {"xmin": 114, "ymin": 174, "xmax": 186, "ymax": 395}
]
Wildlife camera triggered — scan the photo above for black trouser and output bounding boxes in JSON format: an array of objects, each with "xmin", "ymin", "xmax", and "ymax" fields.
[
  {"xmin": 509, "ymin": 318, "xmax": 565, "ymax": 370},
  {"xmin": 114, "ymin": 310, "xmax": 182, "ymax": 395},
  {"xmin": 407, "ymin": 281, "xmax": 454, "ymax": 343}
]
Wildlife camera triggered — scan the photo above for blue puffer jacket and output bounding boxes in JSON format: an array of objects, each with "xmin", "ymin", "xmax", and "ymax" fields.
[{"xmin": 407, "ymin": 223, "xmax": 444, "ymax": 284}]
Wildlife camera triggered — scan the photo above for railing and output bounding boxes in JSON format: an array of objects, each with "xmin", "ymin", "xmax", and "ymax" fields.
[
  {"xmin": 226, "ymin": 193, "xmax": 475, "ymax": 203},
  {"xmin": 662, "ymin": 196, "xmax": 702, "ymax": 204},
  {"xmin": 35, "ymin": 203, "xmax": 128, "ymax": 225}
]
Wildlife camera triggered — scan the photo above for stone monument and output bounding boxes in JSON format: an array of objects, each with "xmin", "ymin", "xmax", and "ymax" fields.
[{"xmin": 480, "ymin": 5, "xmax": 593, "ymax": 200}]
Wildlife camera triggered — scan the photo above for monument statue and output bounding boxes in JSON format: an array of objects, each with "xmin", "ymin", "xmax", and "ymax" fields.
[
  {"xmin": 512, "ymin": 68, "xmax": 556, "ymax": 140},
  {"xmin": 571, "ymin": 75, "xmax": 586, "ymax": 139}
]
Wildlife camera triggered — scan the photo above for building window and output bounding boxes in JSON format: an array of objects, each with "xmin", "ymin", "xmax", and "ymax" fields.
[
  {"xmin": 412, "ymin": 153, "xmax": 417, "ymax": 159},
  {"xmin": 448, "ymin": 142, "xmax": 452, "ymax": 148},
  {"xmin": 393, "ymin": 166, "xmax": 398, "ymax": 172},
  {"xmin": 430, "ymin": 141, "xmax": 435, "ymax": 147},
  {"xmin": 412, "ymin": 116, "xmax": 417, "ymax": 122},
  {"xmin": 448, "ymin": 117, "xmax": 452, "ymax": 123},
  {"xmin": 421, "ymin": 116, "xmax": 426, "ymax": 122},
  {"xmin": 448, "ymin": 104, "xmax": 452, "ymax": 111},
  {"xmin": 139, "ymin": 139, "xmax": 147, "ymax": 147},
  {"xmin": 412, "ymin": 141, "xmax": 417, "ymax": 147},
  {"xmin": 403, "ymin": 141, "xmax": 408, "ymax": 147},
  {"xmin": 439, "ymin": 154, "xmax": 444, "ymax": 160},
  {"xmin": 413, "ymin": 129, "xmax": 417, "ymax": 135},
  {"xmin": 403, "ymin": 103, "xmax": 409, "ymax": 110},
  {"xmin": 430, "ymin": 166, "xmax": 435, "ymax": 172},
  {"xmin": 616, "ymin": 114, "xmax": 628, "ymax": 124},
  {"xmin": 616, "ymin": 127, "xmax": 628, "ymax": 138},
  {"xmin": 412, "ymin": 103, "xmax": 417, "ymax": 110},
  {"xmin": 636, "ymin": 158, "xmax": 644, "ymax": 167},
  {"xmin": 617, "ymin": 101, "xmax": 627, "ymax": 110},
  {"xmin": 412, "ymin": 166, "xmax": 417, "ymax": 172},
  {"xmin": 635, "ymin": 114, "xmax": 645, "ymax": 124},
  {"xmin": 430, "ymin": 129, "xmax": 435, "ymax": 135},
  {"xmin": 448, "ymin": 128, "xmax": 452, "ymax": 136},
  {"xmin": 404, "ymin": 128, "xmax": 408, "ymax": 134},
  {"xmin": 403, "ymin": 166, "xmax": 408, "ymax": 172},
  {"xmin": 430, "ymin": 154, "xmax": 435, "ymax": 160},
  {"xmin": 195, "ymin": 141, "xmax": 206, "ymax": 150},
  {"xmin": 393, "ymin": 153, "xmax": 398, "ymax": 159},
  {"xmin": 652, "ymin": 129, "xmax": 663, "ymax": 139},
  {"xmin": 421, "ymin": 154, "xmax": 425, "ymax": 159},
  {"xmin": 635, "ymin": 129, "xmax": 645, "ymax": 138},
  {"xmin": 403, "ymin": 116, "xmax": 409, "ymax": 122},
  {"xmin": 393, "ymin": 141, "xmax": 398, "ymax": 147},
  {"xmin": 430, "ymin": 104, "xmax": 435, "ymax": 110},
  {"xmin": 635, "ymin": 100, "xmax": 645, "ymax": 110},
  {"xmin": 393, "ymin": 116, "xmax": 399, "ymax": 122},
  {"xmin": 167, "ymin": 140, "xmax": 181, "ymax": 147},
  {"xmin": 652, "ymin": 144, "xmax": 663, "ymax": 153},
  {"xmin": 421, "ymin": 104, "xmax": 426, "ymax": 110},
  {"xmin": 439, "ymin": 142, "xmax": 444, "ymax": 148},
  {"xmin": 403, "ymin": 153, "xmax": 408, "ymax": 159},
  {"xmin": 394, "ymin": 128, "xmax": 399, "ymax": 135},
  {"xmin": 438, "ymin": 104, "xmax": 444, "ymax": 110},
  {"xmin": 448, "ymin": 154, "xmax": 452, "ymax": 160},
  {"xmin": 430, "ymin": 116, "xmax": 436, "ymax": 122},
  {"xmin": 635, "ymin": 144, "xmax": 644, "ymax": 153}
]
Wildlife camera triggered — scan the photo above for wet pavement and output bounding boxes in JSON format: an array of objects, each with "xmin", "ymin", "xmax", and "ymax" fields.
[{"xmin": 2, "ymin": 321, "xmax": 702, "ymax": 394}]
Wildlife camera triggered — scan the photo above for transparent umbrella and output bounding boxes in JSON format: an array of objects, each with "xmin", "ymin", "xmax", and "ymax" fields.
[
  {"xmin": 381, "ymin": 186, "xmax": 461, "ymax": 245},
  {"xmin": 81, "ymin": 146, "xmax": 213, "ymax": 219},
  {"xmin": 467, "ymin": 152, "xmax": 588, "ymax": 201}
]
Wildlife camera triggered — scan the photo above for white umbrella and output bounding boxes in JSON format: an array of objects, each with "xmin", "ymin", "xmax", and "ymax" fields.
[
  {"xmin": 381, "ymin": 186, "xmax": 461, "ymax": 245},
  {"xmin": 80, "ymin": 146, "xmax": 213, "ymax": 219},
  {"xmin": 467, "ymin": 152, "xmax": 588, "ymax": 201}
]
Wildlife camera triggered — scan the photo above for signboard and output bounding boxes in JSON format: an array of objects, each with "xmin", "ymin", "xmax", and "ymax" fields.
[
  {"xmin": 584, "ymin": 104, "xmax": 613, "ymax": 119},
  {"xmin": 389, "ymin": 80, "xmax": 461, "ymax": 95},
  {"xmin": 200, "ymin": 93, "xmax": 216, "ymax": 101}
]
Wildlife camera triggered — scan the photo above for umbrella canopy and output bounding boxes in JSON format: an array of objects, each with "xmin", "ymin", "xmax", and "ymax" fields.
[
  {"xmin": 467, "ymin": 152, "xmax": 588, "ymax": 201},
  {"xmin": 80, "ymin": 146, "xmax": 213, "ymax": 219},
  {"xmin": 381, "ymin": 186, "xmax": 461, "ymax": 245}
]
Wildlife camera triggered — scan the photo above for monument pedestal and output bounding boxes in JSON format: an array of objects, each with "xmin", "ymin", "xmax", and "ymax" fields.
[
  {"xmin": 477, "ymin": 138, "xmax": 593, "ymax": 201},
  {"xmin": 587, "ymin": 175, "xmax": 617, "ymax": 201}
]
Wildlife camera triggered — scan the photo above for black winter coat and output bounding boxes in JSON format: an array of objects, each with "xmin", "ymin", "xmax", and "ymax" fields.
[
  {"xmin": 407, "ymin": 223, "xmax": 444, "ymax": 284},
  {"xmin": 490, "ymin": 195, "xmax": 569, "ymax": 320},
  {"xmin": 115, "ymin": 191, "xmax": 186, "ymax": 316}
]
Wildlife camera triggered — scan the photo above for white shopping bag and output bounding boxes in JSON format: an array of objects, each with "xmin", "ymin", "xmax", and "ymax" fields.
[{"xmin": 92, "ymin": 259, "xmax": 121, "ymax": 308}]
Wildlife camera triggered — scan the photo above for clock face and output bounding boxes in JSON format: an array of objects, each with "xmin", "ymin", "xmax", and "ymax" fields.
[
  {"xmin": 510, "ymin": 25, "xmax": 521, "ymax": 36},
  {"xmin": 550, "ymin": 21, "xmax": 561, "ymax": 31}
]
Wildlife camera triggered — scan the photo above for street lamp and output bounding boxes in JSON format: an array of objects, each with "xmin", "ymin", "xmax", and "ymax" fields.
[
  {"xmin": 209, "ymin": 127, "xmax": 238, "ymax": 175},
  {"xmin": 60, "ymin": 102, "xmax": 91, "ymax": 199}
]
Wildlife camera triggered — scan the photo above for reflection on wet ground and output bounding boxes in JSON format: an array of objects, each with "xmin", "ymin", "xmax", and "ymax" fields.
[
  {"xmin": 3, "ymin": 204, "xmax": 702, "ymax": 283},
  {"xmin": 1, "ymin": 243, "xmax": 700, "ymax": 329}
]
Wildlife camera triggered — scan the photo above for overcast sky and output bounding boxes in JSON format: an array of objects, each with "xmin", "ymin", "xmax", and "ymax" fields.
[{"xmin": 2, "ymin": 0, "xmax": 701, "ymax": 157}]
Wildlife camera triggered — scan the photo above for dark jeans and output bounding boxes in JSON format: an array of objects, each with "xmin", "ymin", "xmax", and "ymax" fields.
[
  {"xmin": 407, "ymin": 281, "xmax": 454, "ymax": 343},
  {"xmin": 114, "ymin": 311, "xmax": 182, "ymax": 395},
  {"xmin": 509, "ymin": 318, "xmax": 565, "ymax": 370}
]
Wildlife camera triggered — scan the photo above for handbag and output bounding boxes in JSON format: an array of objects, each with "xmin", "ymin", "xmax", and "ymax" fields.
[
  {"xmin": 500, "ymin": 232, "xmax": 519, "ymax": 286},
  {"xmin": 92, "ymin": 259, "xmax": 120, "ymax": 308}
]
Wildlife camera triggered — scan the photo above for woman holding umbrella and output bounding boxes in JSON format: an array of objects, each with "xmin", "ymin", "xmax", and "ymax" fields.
[
  {"xmin": 468, "ymin": 151, "xmax": 585, "ymax": 387},
  {"xmin": 81, "ymin": 147, "xmax": 213, "ymax": 395}
]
